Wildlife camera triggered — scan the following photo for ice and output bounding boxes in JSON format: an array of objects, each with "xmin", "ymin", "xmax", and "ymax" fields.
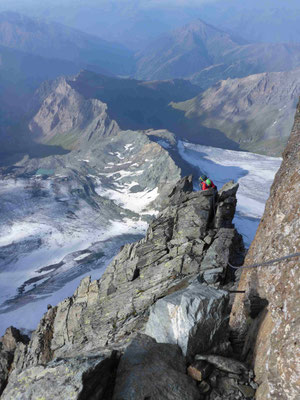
[
  {"xmin": 157, "ymin": 140, "xmax": 171, "ymax": 149},
  {"xmin": 73, "ymin": 252, "xmax": 91, "ymax": 261},
  {"xmin": 0, "ymin": 264, "xmax": 109, "ymax": 335},
  {"xmin": 0, "ymin": 169, "xmax": 156, "ymax": 335},
  {"xmin": 0, "ymin": 216, "xmax": 147, "ymax": 335},
  {"xmin": 178, "ymin": 141, "xmax": 282, "ymax": 246}
]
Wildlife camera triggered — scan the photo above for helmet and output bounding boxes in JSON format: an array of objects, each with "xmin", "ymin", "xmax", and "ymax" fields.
[
  {"xmin": 206, "ymin": 179, "xmax": 212, "ymax": 186},
  {"xmin": 200, "ymin": 175, "xmax": 208, "ymax": 182}
]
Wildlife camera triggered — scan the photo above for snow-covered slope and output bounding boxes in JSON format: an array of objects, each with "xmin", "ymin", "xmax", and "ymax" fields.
[
  {"xmin": 0, "ymin": 128, "xmax": 181, "ymax": 335},
  {"xmin": 178, "ymin": 141, "xmax": 282, "ymax": 247}
]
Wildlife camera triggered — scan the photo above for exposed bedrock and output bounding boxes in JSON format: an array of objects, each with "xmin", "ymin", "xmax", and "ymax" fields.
[
  {"xmin": 230, "ymin": 101, "xmax": 300, "ymax": 399},
  {"xmin": 2, "ymin": 351, "xmax": 120, "ymax": 400},
  {"xmin": 0, "ymin": 327, "xmax": 29, "ymax": 396},
  {"xmin": 1, "ymin": 177, "xmax": 248, "ymax": 399}
]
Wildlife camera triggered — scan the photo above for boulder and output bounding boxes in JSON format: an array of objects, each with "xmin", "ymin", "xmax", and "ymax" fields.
[
  {"xmin": 1, "ymin": 351, "xmax": 119, "ymax": 400},
  {"xmin": 187, "ymin": 360, "xmax": 214, "ymax": 382},
  {"xmin": 112, "ymin": 334, "xmax": 201, "ymax": 400},
  {"xmin": 195, "ymin": 355, "xmax": 249, "ymax": 375},
  {"xmin": 145, "ymin": 279, "xmax": 229, "ymax": 359},
  {"xmin": 217, "ymin": 181, "xmax": 239, "ymax": 202}
]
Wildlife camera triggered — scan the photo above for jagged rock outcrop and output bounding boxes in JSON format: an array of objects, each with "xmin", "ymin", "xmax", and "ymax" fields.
[
  {"xmin": 1, "ymin": 177, "xmax": 245, "ymax": 398},
  {"xmin": 0, "ymin": 327, "xmax": 29, "ymax": 396},
  {"xmin": 230, "ymin": 101, "xmax": 300, "ymax": 399}
]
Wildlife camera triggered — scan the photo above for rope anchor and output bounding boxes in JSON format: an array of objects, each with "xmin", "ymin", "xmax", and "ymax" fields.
[{"xmin": 228, "ymin": 252, "xmax": 300, "ymax": 270}]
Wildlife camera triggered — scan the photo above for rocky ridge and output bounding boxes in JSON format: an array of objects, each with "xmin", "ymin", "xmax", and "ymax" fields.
[
  {"xmin": 0, "ymin": 177, "xmax": 256, "ymax": 400},
  {"xmin": 172, "ymin": 69, "xmax": 300, "ymax": 155}
]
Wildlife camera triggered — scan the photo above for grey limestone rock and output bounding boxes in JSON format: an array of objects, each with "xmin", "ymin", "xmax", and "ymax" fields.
[
  {"xmin": 0, "ymin": 347, "xmax": 12, "ymax": 396},
  {"xmin": 217, "ymin": 181, "xmax": 239, "ymax": 202},
  {"xmin": 0, "ymin": 327, "xmax": 29, "ymax": 395},
  {"xmin": 214, "ymin": 181, "xmax": 239, "ymax": 229},
  {"xmin": 145, "ymin": 279, "xmax": 229, "ymax": 359},
  {"xmin": 2, "ymin": 351, "xmax": 119, "ymax": 400},
  {"xmin": 168, "ymin": 175, "xmax": 193, "ymax": 205},
  {"xmin": 112, "ymin": 334, "xmax": 201, "ymax": 400},
  {"xmin": 195, "ymin": 355, "xmax": 249, "ymax": 375},
  {"xmin": 200, "ymin": 228, "xmax": 243, "ymax": 274},
  {"xmin": 0, "ymin": 327, "xmax": 29, "ymax": 353}
]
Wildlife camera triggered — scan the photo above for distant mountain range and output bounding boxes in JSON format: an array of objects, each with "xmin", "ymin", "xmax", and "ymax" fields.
[
  {"xmin": 135, "ymin": 19, "xmax": 300, "ymax": 86},
  {"xmin": 1, "ymin": 0, "xmax": 300, "ymax": 49},
  {"xmin": 27, "ymin": 68, "xmax": 300, "ymax": 158},
  {"xmin": 2, "ymin": 66, "xmax": 300, "ymax": 159},
  {"xmin": 0, "ymin": 69, "xmax": 201, "ymax": 162},
  {"xmin": 1, "ymin": 11, "xmax": 300, "ymax": 158},
  {"xmin": 0, "ymin": 11, "xmax": 134, "ymax": 76},
  {"xmin": 199, "ymin": 0, "xmax": 300, "ymax": 45},
  {"xmin": 171, "ymin": 69, "xmax": 300, "ymax": 155}
]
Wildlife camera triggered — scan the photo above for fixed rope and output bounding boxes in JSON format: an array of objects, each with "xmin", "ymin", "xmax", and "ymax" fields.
[{"xmin": 228, "ymin": 252, "xmax": 300, "ymax": 270}]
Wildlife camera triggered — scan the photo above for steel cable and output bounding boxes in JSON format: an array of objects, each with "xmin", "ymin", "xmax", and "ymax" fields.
[{"xmin": 228, "ymin": 252, "xmax": 300, "ymax": 269}]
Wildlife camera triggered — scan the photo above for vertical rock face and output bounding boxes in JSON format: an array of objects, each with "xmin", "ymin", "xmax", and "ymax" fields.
[
  {"xmin": 0, "ymin": 327, "xmax": 29, "ymax": 396},
  {"xmin": 230, "ymin": 101, "xmax": 300, "ymax": 399}
]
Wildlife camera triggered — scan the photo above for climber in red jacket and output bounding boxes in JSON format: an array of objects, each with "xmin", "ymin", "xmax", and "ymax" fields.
[{"xmin": 199, "ymin": 175, "xmax": 216, "ymax": 191}]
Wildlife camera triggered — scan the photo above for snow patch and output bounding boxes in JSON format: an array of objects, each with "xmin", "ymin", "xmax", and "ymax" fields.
[
  {"xmin": 157, "ymin": 140, "xmax": 171, "ymax": 149},
  {"xmin": 96, "ymin": 183, "xmax": 159, "ymax": 214}
]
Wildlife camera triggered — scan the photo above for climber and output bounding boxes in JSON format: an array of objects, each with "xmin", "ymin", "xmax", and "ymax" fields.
[{"xmin": 199, "ymin": 175, "xmax": 216, "ymax": 191}]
